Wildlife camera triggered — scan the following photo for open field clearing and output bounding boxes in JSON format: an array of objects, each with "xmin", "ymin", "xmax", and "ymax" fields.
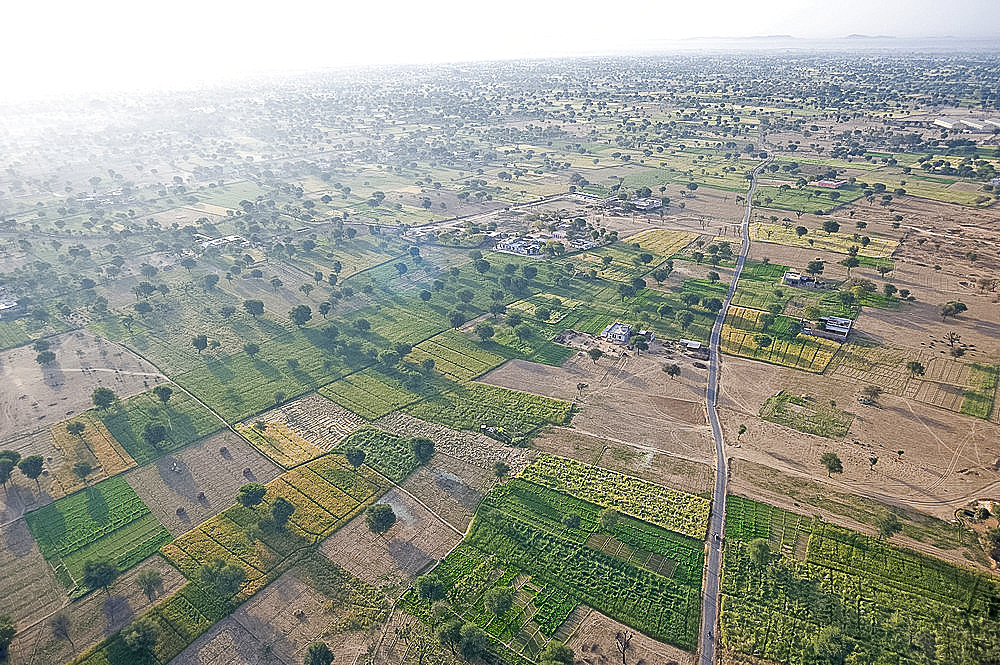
[
  {"xmin": 169, "ymin": 558, "xmax": 387, "ymax": 665},
  {"xmin": 25, "ymin": 475, "xmax": 172, "ymax": 589},
  {"xmin": 98, "ymin": 388, "xmax": 222, "ymax": 466},
  {"xmin": 624, "ymin": 228, "xmax": 698, "ymax": 259},
  {"xmin": 399, "ymin": 453, "xmax": 497, "ymax": 531},
  {"xmin": 721, "ymin": 496, "xmax": 1000, "ymax": 665},
  {"xmin": 567, "ymin": 610, "xmax": 696, "ymax": 665},
  {"xmin": 747, "ymin": 222, "xmax": 898, "ymax": 258},
  {"xmin": 0, "ymin": 332, "xmax": 164, "ymax": 435},
  {"xmin": 0, "ymin": 518, "xmax": 67, "ymax": 631},
  {"xmin": 721, "ymin": 306, "xmax": 840, "ymax": 372},
  {"xmin": 49, "ymin": 413, "xmax": 136, "ymax": 499},
  {"xmin": 234, "ymin": 421, "xmax": 323, "ymax": 469},
  {"xmin": 11, "ymin": 555, "xmax": 185, "ymax": 665},
  {"xmin": 480, "ymin": 351, "xmax": 714, "ymax": 458},
  {"xmin": 321, "ymin": 487, "xmax": 462, "ymax": 590},
  {"xmin": 126, "ymin": 431, "xmax": 282, "ymax": 535}
]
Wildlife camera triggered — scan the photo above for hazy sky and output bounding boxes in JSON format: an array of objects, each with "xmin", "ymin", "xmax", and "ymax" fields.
[{"xmin": 2, "ymin": 0, "xmax": 998, "ymax": 100}]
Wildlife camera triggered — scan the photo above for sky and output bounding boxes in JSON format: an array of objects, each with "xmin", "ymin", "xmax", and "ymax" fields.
[{"xmin": 2, "ymin": 0, "xmax": 999, "ymax": 100}]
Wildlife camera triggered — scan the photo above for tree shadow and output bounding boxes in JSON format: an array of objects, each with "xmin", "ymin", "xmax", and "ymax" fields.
[
  {"xmin": 155, "ymin": 455, "xmax": 199, "ymax": 500},
  {"xmin": 86, "ymin": 485, "xmax": 109, "ymax": 525},
  {"xmin": 433, "ymin": 470, "xmax": 482, "ymax": 510},
  {"xmin": 102, "ymin": 594, "xmax": 134, "ymax": 635},
  {"xmin": 5, "ymin": 518, "xmax": 39, "ymax": 558}
]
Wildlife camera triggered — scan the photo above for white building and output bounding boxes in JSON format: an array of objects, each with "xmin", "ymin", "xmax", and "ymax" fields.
[{"xmin": 601, "ymin": 321, "xmax": 633, "ymax": 344}]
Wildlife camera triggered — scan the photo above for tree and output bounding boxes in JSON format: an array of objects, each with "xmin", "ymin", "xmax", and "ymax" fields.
[
  {"xmin": 822, "ymin": 220, "xmax": 840, "ymax": 234},
  {"xmin": 599, "ymin": 507, "xmax": 620, "ymax": 529},
  {"xmin": 747, "ymin": 538, "xmax": 771, "ymax": 567},
  {"xmin": 73, "ymin": 461, "xmax": 92, "ymax": 484},
  {"xmin": 243, "ymin": 300, "xmax": 264, "ymax": 318},
  {"xmin": 474, "ymin": 323, "xmax": 495, "ymax": 342},
  {"xmin": 860, "ymin": 385, "xmax": 883, "ymax": 404},
  {"xmin": 820, "ymin": 452, "xmax": 843, "ymax": 478},
  {"xmin": 270, "ymin": 496, "xmax": 295, "ymax": 529},
  {"xmin": 795, "ymin": 226, "xmax": 808, "ymax": 237},
  {"xmin": 493, "ymin": 461, "xmax": 510, "ymax": 479},
  {"xmin": 122, "ymin": 618, "xmax": 159, "ymax": 658},
  {"xmin": 83, "ymin": 558, "xmax": 119, "ymax": 594},
  {"xmin": 459, "ymin": 623, "xmax": 488, "ymax": 659},
  {"xmin": 0, "ymin": 458, "xmax": 14, "ymax": 490},
  {"xmin": 483, "ymin": 585, "xmax": 515, "ymax": 616},
  {"xmin": 192, "ymin": 334, "xmax": 208, "ymax": 354},
  {"xmin": 906, "ymin": 360, "xmax": 926, "ymax": 378},
  {"xmin": 587, "ymin": 348, "xmax": 604, "ymax": 364},
  {"xmin": 36, "ymin": 350, "xmax": 56, "ymax": 365},
  {"xmin": 841, "ymin": 256, "xmax": 860, "ymax": 274},
  {"xmin": 142, "ymin": 423, "xmax": 166, "ymax": 447},
  {"xmin": 876, "ymin": 511, "xmax": 903, "ymax": 540},
  {"xmin": 199, "ymin": 558, "xmax": 246, "ymax": 598},
  {"xmin": 437, "ymin": 617, "xmax": 464, "ymax": 654},
  {"xmin": 366, "ymin": 503, "xmax": 397, "ymax": 534},
  {"xmin": 411, "ymin": 437, "xmax": 434, "ymax": 464},
  {"xmin": 235, "ymin": 482, "xmax": 266, "ymax": 508},
  {"xmin": 416, "ymin": 574, "xmax": 445, "ymax": 601},
  {"xmin": 50, "ymin": 611, "xmax": 74, "ymax": 650},
  {"xmin": 303, "ymin": 641, "xmax": 334, "ymax": 665},
  {"xmin": 663, "ymin": 363, "xmax": 681, "ymax": 380},
  {"xmin": 940, "ymin": 301, "xmax": 968, "ymax": 320},
  {"xmin": 67, "ymin": 421, "xmax": 86, "ymax": 437},
  {"xmin": 18, "ymin": 455, "xmax": 44, "ymax": 489},
  {"xmin": 805, "ymin": 260, "xmax": 825, "ymax": 277},
  {"xmin": 702, "ymin": 297, "xmax": 723, "ymax": 313},
  {"xmin": 243, "ymin": 342, "xmax": 260, "ymax": 358},
  {"xmin": 754, "ymin": 334, "xmax": 773, "ymax": 349},
  {"xmin": 539, "ymin": 641, "xmax": 574, "ymax": 665},
  {"xmin": 152, "ymin": 385, "xmax": 172, "ymax": 405},
  {"xmin": 0, "ymin": 615, "xmax": 12, "ymax": 660},
  {"xmin": 92, "ymin": 387, "xmax": 116, "ymax": 410},
  {"xmin": 290, "ymin": 304, "xmax": 313, "ymax": 326},
  {"xmin": 136, "ymin": 569, "xmax": 163, "ymax": 602},
  {"xmin": 675, "ymin": 310, "xmax": 694, "ymax": 330},
  {"xmin": 344, "ymin": 448, "xmax": 366, "ymax": 468}
]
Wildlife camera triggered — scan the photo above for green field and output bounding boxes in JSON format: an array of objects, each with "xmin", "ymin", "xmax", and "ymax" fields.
[
  {"xmin": 960, "ymin": 363, "xmax": 1000, "ymax": 419},
  {"xmin": 98, "ymin": 388, "xmax": 222, "ymax": 465},
  {"xmin": 24, "ymin": 475, "xmax": 171, "ymax": 588},
  {"xmin": 318, "ymin": 367, "xmax": 423, "ymax": 420},
  {"xmin": 722, "ymin": 496, "xmax": 1000, "ymax": 665},
  {"xmin": 759, "ymin": 391, "xmax": 854, "ymax": 438},
  {"xmin": 335, "ymin": 427, "xmax": 421, "ymax": 482}
]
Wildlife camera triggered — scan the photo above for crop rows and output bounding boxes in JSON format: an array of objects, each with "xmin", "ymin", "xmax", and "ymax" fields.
[
  {"xmin": 335, "ymin": 427, "xmax": 419, "ymax": 482},
  {"xmin": 759, "ymin": 391, "xmax": 853, "ymax": 438},
  {"xmin": 521, "ymin": 454, "xmax": 710, "ymax": 539},
  {"xmin": 960, "ymin": 363, "xmax": 999, "ymax": 420},
  {"xmin": 625, "ymin": 229, "xmax": 697, "ymax": 259},
  {"xmin": 407, "ymin": 329, "xmax": 507, "ymax": 380},
  {"xmin": 721, "ymin": 306, "xmax": 840, "ymax": 373},
  {"xmin": 48, "ymin": 414, "xmax": 136, "ymax": 498},
  {"xmin": 318, "ymin": 367, "xmax": 422, "ymax": 420},
  {"xmin": 531, "ymin": 584, "xmax": 577, "ymax": 636},
  {"xmin": 406, "ymin": 381, "xmax": 572, "ymax": 436},
  {"xmin": 235, "ymin": 420, "xmax": 323, "ymax": 468}
]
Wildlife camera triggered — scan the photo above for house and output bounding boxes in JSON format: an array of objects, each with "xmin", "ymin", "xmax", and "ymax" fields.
[
  {"xmin": 806, "ymin": 315, "xmax": 853, "ymax": 341},
  {"xmin": 495, "ymin": 238, "xmax": 542, "ymax": 256},
  {"xmin": 638, "ymin": 329, "xmax": 655, "ymax": 342},
  {"xmin": 783, "ymin": 271, "xmax": 802, "ymax": 285},
  {"xmin": 632, "ymin": 197, "xmax": 663, "ymax": 212},
  {"xmin": 601, "ymin": 321, "xmax": 633, "ymax": 344},
  {"xmin": 0, "ymin": 300, "xmax": 24, "ymax": 320},
  {"xmin": 813, "ymin": 179, "xmax": 846, "ymax": 189}
]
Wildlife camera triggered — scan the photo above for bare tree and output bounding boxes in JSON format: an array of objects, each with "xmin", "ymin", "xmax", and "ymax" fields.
[{"xmin": 615, "ymin": 631, "xmax": 633, "ymax": 665}]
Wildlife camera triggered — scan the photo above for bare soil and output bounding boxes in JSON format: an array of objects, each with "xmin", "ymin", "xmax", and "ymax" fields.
[
  {"xmin": 0, "ymin": 331, "xmax": 164, "ymax": 434},
  {"xmin": 566, "ymin": 609, "xmax": 695, "ymax": 665}
]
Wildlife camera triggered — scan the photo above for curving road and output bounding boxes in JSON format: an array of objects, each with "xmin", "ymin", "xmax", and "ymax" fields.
[{"xmin": 699, "ymin": 154, "xmax": 772, "ymax": 665}]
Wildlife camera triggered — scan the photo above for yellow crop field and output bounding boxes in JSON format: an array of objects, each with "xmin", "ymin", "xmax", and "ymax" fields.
[
  {"xmin": 235, "ymin": 421, "xmax": 324, "ymax": 469},
  {"xmin": 721, "ymin": 306, "xmax": 841, "ymax": 373},
  {"xmin": 747, "ymin": 223, "xmax": 897, "ymax": 258},
  {"xmin": 625, "ymin": 229, "xmax": 697, "ymax": 258}
]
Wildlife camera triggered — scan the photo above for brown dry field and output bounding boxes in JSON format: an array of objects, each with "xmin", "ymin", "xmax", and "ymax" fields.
[
  {"xmin": 0, "ymin": 331, "xmax": 164, "ymax": 434},
  {"xmin": 481, "ymin": 347, "xmax": 714, "ymax": 463},
  {"xmin": 0, "ymin": 429, "xmax": 62, "ymax": 519},
  {"xmin": 11, "ymin": 555, "xmax": 184, "ymax": 665},
  {"xmin": 400, "ymin": 453, "xmax": 496, "ymax": 531},
  {"xmin": 255, "ymin": 392, "xmax": 368, "ymax": 452},
  {"xmin": 125, "ymin": 430, "xmax": 282, "ymax": 535},
  {"xmin": 0, "ymin": 517, "xmax": 66, "ymax": 631},
  {"xmin": 171, "ymin": 571, "xmax": 381, "ymax": 665},
  {"xmin": 567, "ymin": 609, "xmax": 695, "ymax": 665},
  {"xmin": 320, "ymin": 487, "xmax": 462, "ymax": 591}
]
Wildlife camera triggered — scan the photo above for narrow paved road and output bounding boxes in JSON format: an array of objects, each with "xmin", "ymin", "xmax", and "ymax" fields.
[{"xmin": 699, "ymin": 154, "xmax": 772, "ymax": 665}]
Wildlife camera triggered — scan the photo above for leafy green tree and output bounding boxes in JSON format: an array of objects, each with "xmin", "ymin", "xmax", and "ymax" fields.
[
  {"xmin": 192, "ymin": 334, "xmax": 208, "ymax": 354},
  {"xmin": 876, "ymin": 512, "xmax": 903, "ymax": 540},
  {"xmin": 36, "ymin": 350, "xmax": 56, "ymax": 365},
  {"xmin": 236, "ymin": 482, "xmax": 266, "ymax": 508},
  {"xmin": 18, "ymin": 455, "xmax": 44, "ymax": 489},
  {"xmin": 411, "ymin": 437, "xmax": 434, "ymax": 464},
  {"xmin": 754, "ymin": 334, "xmax": 773, "ymax": 349},
  {"xmin": 599, "ymin": 507, "xmax": 620, "ymax": 529},
  {"xmin": 820, "ymin": 452, "xmax": 843, "ymax": 478},
  {"xmin": 707, "ymin": 271, "xmax": 720, "ymax": 283},
  {"xmin": 437, "ymin": 617, "xmax": 463, "ymax": 655},
  {"xmin": 122, "ymin": 618, "xmax": 159, "ymax": 658},
  {"xmin": 675, "ymin": 310, "xmax": 694, "ymax": 330},
  {"xmin": 303, "ymin": 641, "xmax": 334, "ymax": 665},
  {"xmin": 366, "ymin": 504, "xmax": 396, "ymax": 534},
  {"xmin": 73, "ymin": 461, "xmax": 92, "ymax": 484},
  {"xmin": 747, "ymin": 538, "xmax": 771, "ymax": 567},
  {"xmin": 243, "ymin": 300, "xmax": 264, "ymax": 318},
  {"xmin": 142, "ymin": 423, "xmax": 166, "ymax": 447},
  {"xmin": 66, "ymin": 421, "xmax": 86, "ymax": 437},
  {"xmin": 0, "ymin": 458, "xmax": 15, "ymax": 490},
  {"xmin": 152, "ymin": 385, "xmax": 172, "ymax": 405},
  {"xmin": 539, "ymin": 641, "xmax": 574, "ymax": 665},
  {"xmin": 483, "ymin": 585, "xmax": 515, "ymax": 617},
  {"xmin": 416, "ymin": 574, "xmax": 445, "ymax": 601},
  {"xmin": 344, "ymin": 448, "xmax": 366, "ymax": 468},
  {"xmin": 587, "ymin": 348, "xmax": 604, "ymax": 364},
  {"xmin": 289, "ymin": 304, "xmax": 312, "ymax": 326},
  {"xmin": 663, "ymin": 363, "xmax": 681, "ymax": 380},
  {"xmin": 940, "ymin": 301, "xmax": 968, "ymax": 320},
  {"xmin": 0, "ymin": 615, "xmax": 13, "ymax": 660},
  {"xmin": 136, "ymin": 569, "xmax": 163, "ymax": 602},
  {"xmin": 83, "ymin": 558, "xmax": 119, "ymax": 595},
  {"xmin": 243, "ymin": 342, "xmax": 260, "ymax": 358},
  {"xmin": 92, "ymin": 387, "xmax": 116, "ymax": 410},
  {"xmin": 822, "ymin": 220, "xmax": 840, "ymax": 234},
  {"xmin": 474, "ymin": 323, "xmax": 495, "ymax": 342},
  {"xmin": 493, "ymin": 461, "xmax": 510, "ymax": 479},
  {"xmin": 459, "ymin": 623, "xmax": 488, "ymax": 659},
  {"xmin": 906, "ymin": 360, "xmax": 925, "ymax": 378},
  {"xmin": 199, "ymin": 558, "xmax": 246, "ymax": 598}
]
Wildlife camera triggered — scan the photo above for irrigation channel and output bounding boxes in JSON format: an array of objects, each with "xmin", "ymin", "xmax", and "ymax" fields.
[{"xmin": 699, "ymin": 153, "xmax": 773, "ymax": 664}]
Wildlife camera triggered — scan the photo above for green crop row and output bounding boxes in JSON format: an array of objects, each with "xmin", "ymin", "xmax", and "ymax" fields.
[
  {"xmin": 318, "ymin": 367, "xmax": 422, "ymax": 420},
  {"xmin": 336, "ymin": 427, "xmax": 420, "ymax": 482},
  {"xmin": 406, "ymin": 381, "xmax": 572, "ymax": 436}
]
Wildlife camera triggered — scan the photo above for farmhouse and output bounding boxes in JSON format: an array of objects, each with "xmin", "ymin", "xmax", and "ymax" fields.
[
  {"xmin": 962, "ymin": 119, "xmax": 986, "ymax": 131},
  {"xmin": 813, "ymin": 179, "xmax": 846, "ymax": 189},
  {"xmin": 987, "ymin": 119, "xmax": 1000, "ymax": 129},
  {"xmin": 806, "ymin": 315, "xmax": 853, "ymax": 341},
  {"xmin": 0, "ymin": 299, "xmax": 24, "ymax": 320},
  {"xmin": 632, "ymin": 197, "xmax": 663, "ymax": 211},
  {"xmin": 199, "ymin": 235, "xmax": 248, "ymax": 250},
  {"xmin": 601, "ymin": 321, "xmax": 633, "ymax": 344},
  {"xmin": 495, "ymin": 238, "xmax": 542, "ymax": 256},
  {"xmin": 933, "ymin": 118, "xmax": 958, "ymax": 130},
  {"xmin": 783, "ymin": 271, "xmax": 813, "ymax": 286}
]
